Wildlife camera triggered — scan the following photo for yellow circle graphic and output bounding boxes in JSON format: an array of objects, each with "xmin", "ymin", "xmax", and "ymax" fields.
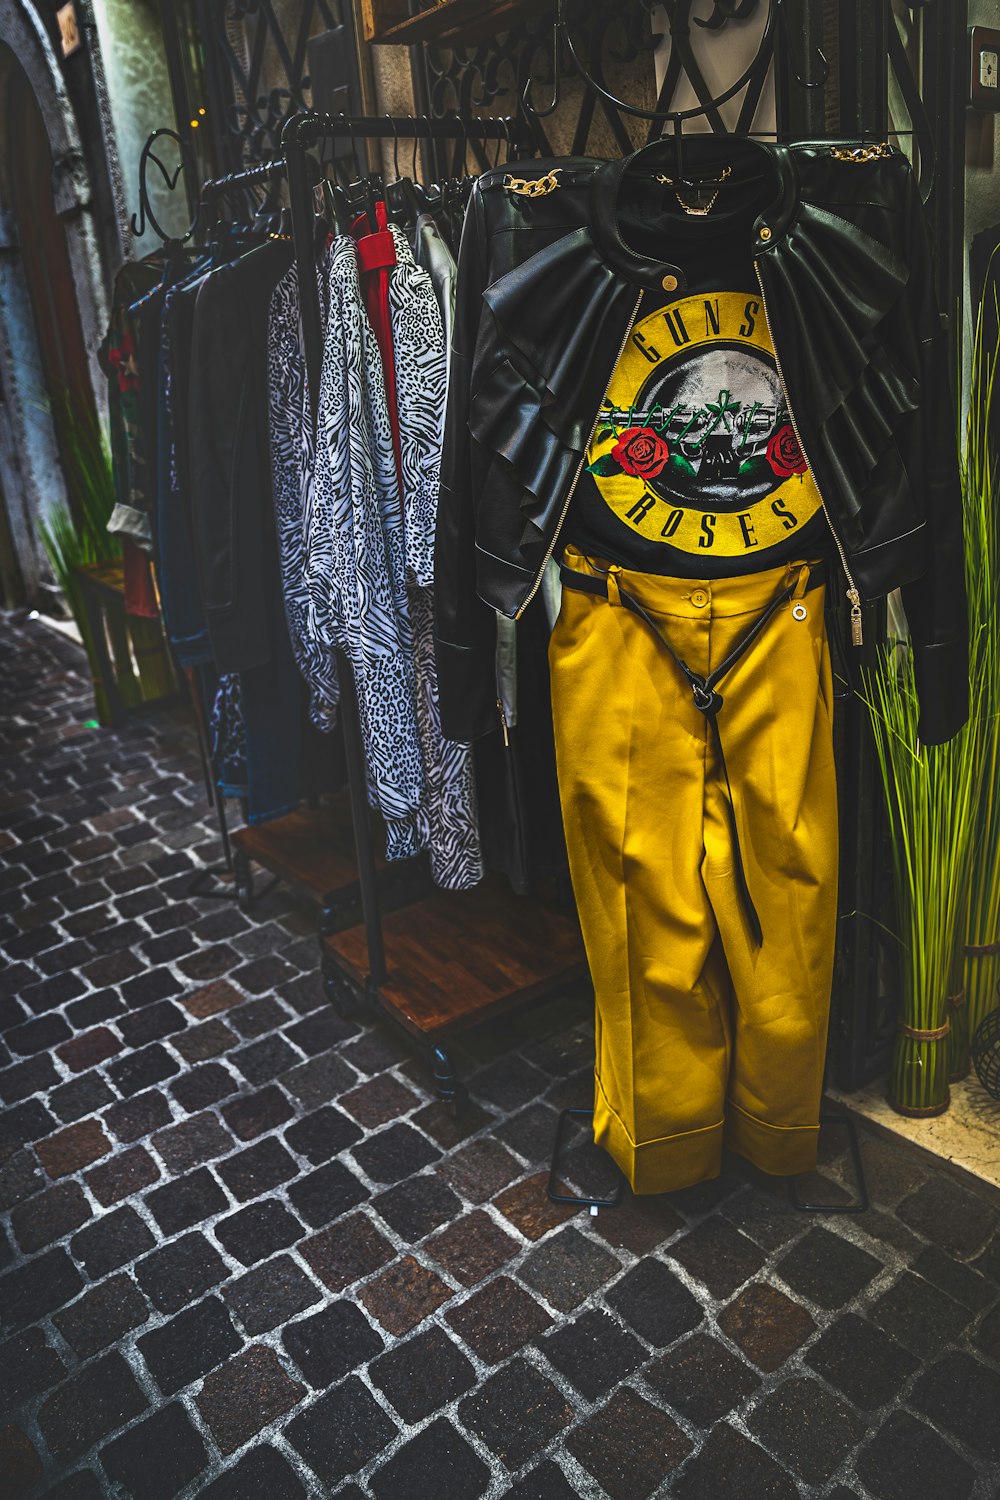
[{"xmin": 585, "ymin": 290, "xmax": 823, "ymax": 560}]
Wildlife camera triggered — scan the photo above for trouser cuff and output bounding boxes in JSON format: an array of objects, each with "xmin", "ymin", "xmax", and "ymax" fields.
[
  {"xmin": 593, "ymin": 1074, "xmax": 724, "ymax": 1195},
  {"xmin": 724, "ymin": 1098, "xmax": 819, "ymax": 1176}
]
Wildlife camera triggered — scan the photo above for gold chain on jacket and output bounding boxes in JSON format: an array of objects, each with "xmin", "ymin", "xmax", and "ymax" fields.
[
  {"xmin": 830, "ymin": 142, "xmax": 893, "ymax": 163},
  {"xmin": 504, "ymin": 168, "xmax": 562, "ymax": 197}
]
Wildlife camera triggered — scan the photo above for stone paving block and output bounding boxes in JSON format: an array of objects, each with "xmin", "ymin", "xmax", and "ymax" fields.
[
  {"xmin": 216, "ymin": 1136, "xmax": 298, "ymax": 1201},
  {"xmin": 973, "ymin": 1232, "xmax": 1000, "ymax": 1283},
  {"xmin": 470, "ymin": 1055, "xmax": 549, "ymax": 1113},
  {"xmin": 605, "ymin": 1255, "xmax": 704, "ymax": 1346},
  {"xmin": 50, "ymin": 1073, "xmax": 116, "ymax": 1125},
  {"xmin": 223, "ymin": 1253, "xmax": 321, "ymax": 1335},
  {"xmin": 912, "ymin": 1243, "xmax": 999, "ymax": 1312},
  {"xmin": 340, "ymin": 1073, "xmax": 421, "ymax": 1128},
  {"xmin": 106, "ymin": 1043, "xmax": 180, "ymax": 1098},
  {"xmin": 717, "ymin": 1281, "xmax": 816, "ymax": 1372},
  {"xmin": 214, "ymin": 1201, "xmax": 304, "ymax": 1265},
  {"xmin": 412, "ymin": 1098, "xmax": 495, "ymax": 1149},
  {"xmin": 896, "ymin": 1177, "xmax": 1000, "ymax": 1260},
  {"xmin": 360, "ymin": 1254, "xmax": 453, "ymax": 1336},
  {"xmin": 854, "ymin": 1407, "xmax": 977, "ymax": 1500},
  {"xmin": 299, "ymin": 1211, "xmax": 395, "ymax": 1292},
  {"xmin": 171, "ymin": 1017, "xmax": 235, "ymax": 1063},
  {"xmin": 0, "ymin": 1329, "xmax": 66, "ymax": 1413},
  {"xmin": 0, "ymin": 1149, "xmax": 44, "ymax": 1210},
  {"xmin": 372, "ymin": 1174, "xmax": 462, "ymax": 1240},
  {"xmin": 857, "ymin": 1134, "xmax": 930, "ymax": 1207},
  {"xmin": 284, "ymin": 1008, "xmax": 354, "ymax": 1054},
  {"xmin": 870, "ymin": 1269, "xmax": 973, "ymax": 1358},
  {"xmin": 910, "ymin": 1349, "xmax": 1000, "ymax": 1460},
  {"xmin": 369, "ymin": 1417, "xmax": 490, "ymax": 1500},
  {"xmin": 721, "ymin": 1184, "xmax": 804, "ymax": 1251},
  {"xmin": 370, "ymin": 1325, "xmax": 476, "ymax": 1423},
  {"xmin": 101, "ymin": 1400, "xmax": 207, "ymax": 1497},
  {"xmin": 85, "ymin": 1145, "xmax": 159, "ymax": 1206},
  {"xmin": 644, "ymin": 1329, "xmax": 760, "ymax": 1426},
  {"xmin": 747, "ymin": 1373, "xmax": 863, "ymax": 1485},
  {"xmin": 196, "ymin": 1344, "xmax": 305, "ymax": 1455},
  {"xmin": 494, "ymin": 1172, "xmax": 577, "ymax": 1241},
  {"xmin": 55, "ymin": 1028, "xmax": 123, "ymax": 1074},
  {"xmin": 566, "ymin": 1385, "xmax": 692, "ymax": 1499},
  {"xmin": 282, "ymin": 1103, "xmax": 362, "ymax": 1164},
  {"xmin": 0, "ymin": 1053, "xmax": 60, "ymax": 1103},
  {"xmin": 170, "ymin": 1061, "xmax": 238, "ymax": 1113},
  {"xmin": 671, "ymin": 1421, "xmax": 799, "ymax": 1500},
  {"xmin": 0, "ymin": 1099, "xmax": 57, "ymax": 1156},
  {"xmin": 151, "ymin": 1113, "xmax": 233, "ymax": 1175},
  {"xmin": 222, "ymin": 1085, "xmax": 294, "ymax": 1141},
  {"xmin": 199, "ymin": 1444, "xmax": 308, "ymax": 1500},
  {"xmin": 53, "ymin": 1274, "xmax": 148, "ymax": 1357},
  {"xmin": 341, "ymin": 1028, "xmax": 411, "ymax": 1076},
  {"xmin": 775, "ymin": 1225, "xmax": 884, "ymax": 1309},
  {"xmin": 280, "ymin": 1052, "xmax": 358, "ymax": 1109},
  {"xmin": 517, "ymin": 1224, "xmax": 620, "ymax": 1313},
  {"xmin": 135, "ymin": 1231, "xmax": 228, "ymax": 1314},
  {"xmin": 286, "ymin": 1159, "xmax": 367, "ymax": 1229},
  {"xmin": 540, "ymin": 1307, "xmax": 643, "ymax": 1400},
  {"xmin": 7, "ymin": 1013, "xmax": 72, "ymax": 1056},
  {"xmin": 138, "ymin": 1295, "xmax": 242, "ymax": 1396},
  {"xmin": 117, "ymin": 1000, "xmax": 187, "ymax": 1049},
  {"xmin": 0, "ymin": 1423, "xmax": 43, "ymax": 1499},
  {"xmin": 35, "ymin": 1119, "xmax": 110, "ymax": 1179},
  {"xmin": 438, "ymin": 1138, "xmax": 522, "ymax": 1203},
  {"xmin": 804, "ymin": 1313, "xmax": 918, "ymax": 1410},
  {"xmin": 180, "ymin": 978, "xmax": 244, "ymax": 1019},
  {"xmin": 424, "ymin": 1210, "xmax": 520, "ymax": 1287},
  {"xmin": 71, "ymin": 1205, "xmax": 155, "ymax": 1277},
  {"xmin": 228, "ymin": 995, "xmax": 290, "ymax": 1038},
  {"xmin": 283, "ymin": 1299, "xmax": 384, "ymax": 1386},
  {"xmin": 459, "ymin": 1358, "xmax": 574, "ymax": 1470},
  {"xmin": 104, "ymin": 1090, "xmax": 172, "ymax": 1143},
  {"xmin": 11, "ymin": 1180, "xmax": 91, "ymax": 1252},
  {"xmin": 351, "ymin": 1122, "xmax": 442, "ymax": 1184},
  {"xmin": 232, "ymin": 1034, "xmax": 300, "ymax": 1085},
  {"xmin": 665, "ymin": 1216, "xmax": 768, "ymax": 1298},
  {"xmin": 495, "ymin": 1102, "xmax": 562, "ymax": 1165},
  {"xmin": 284, "ymin": 1376, "xmax": 397, "ymax": 1486},
  {"xmin": 973, "ymin": 1301, "xmax": 1000, "ymax": 1360},
  {"xmin": 37, "ymin": 1351, "xmax": 148, "ymax": 1461},
  {"xmin": 1, "ymin": 1247, "xmax": 84, "ymax": 1332},
  {"xmin": 505, "ymin": 1461, "xmax": 580, "ymax": 1500},
  {"xmin": 146, "ymin": 1166, "xmax": 228, "ymax": 1236}
]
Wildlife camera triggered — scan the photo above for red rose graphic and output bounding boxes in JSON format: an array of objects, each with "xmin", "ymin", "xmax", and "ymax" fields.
[
  {"xmin": 611, "ymin": 426, "xmax": 670, "ymax": 480},
  {"xmin": 765, "ymin": 424, "xmax": 808, "ymax": 478}
]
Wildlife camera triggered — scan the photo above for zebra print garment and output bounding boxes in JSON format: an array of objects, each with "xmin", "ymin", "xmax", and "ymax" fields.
[
  {"xmin": 268, "ymin": 261, "xmax": 340, "ymax": 732},
  {"xmin": 387, "ymin": 224, "xmax": 482, "ymax": 891}
]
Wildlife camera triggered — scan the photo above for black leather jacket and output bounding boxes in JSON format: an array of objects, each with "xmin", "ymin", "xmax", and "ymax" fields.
[{"xmin": 434, "ymin": 137, "xmax": 968, "ymax": 747}]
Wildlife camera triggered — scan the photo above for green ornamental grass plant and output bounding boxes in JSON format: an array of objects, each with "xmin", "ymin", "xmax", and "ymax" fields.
[{"xmin": 861, "ymin": 298, "xmax": 1000, "ymax": 1114}]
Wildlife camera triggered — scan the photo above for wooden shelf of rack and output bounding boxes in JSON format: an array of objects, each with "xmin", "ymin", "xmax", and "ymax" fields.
[
  {"xmin": 321, "ymin": 874, "xmax": 587, "ymax": 1040},
  {"xmin": 231, "ymin": 798, "xmax": 372, "ymax": 902}
]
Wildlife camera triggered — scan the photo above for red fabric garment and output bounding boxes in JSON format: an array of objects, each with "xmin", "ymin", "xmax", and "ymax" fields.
[
  {"xmin": 351, "ymin": 200, "xmax": 403, "ymax": 488},
  {"xmin": 122, "ymin": 537, "xmax": 160, "ymax": 619}
]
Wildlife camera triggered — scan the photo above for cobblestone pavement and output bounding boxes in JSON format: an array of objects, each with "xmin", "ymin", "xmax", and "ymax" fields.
[{"xmin": 4, "ymin": 614, "xmax": 1000, "ymax": 1500}]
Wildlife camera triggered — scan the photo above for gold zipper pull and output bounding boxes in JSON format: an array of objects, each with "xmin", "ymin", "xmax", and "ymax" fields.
[
  {"xmin": 848, "ymin": 588, "xmax": 863, "ymax": 647},
  {"xmin": 497, "ymin": 699, "xmax": 509, "ymax": 747}
]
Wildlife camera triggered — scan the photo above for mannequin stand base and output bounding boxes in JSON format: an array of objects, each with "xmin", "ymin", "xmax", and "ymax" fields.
[
  {"xmin": 547, "ymin": 1109, "xmax": 870, "ymax": 1214},
  {"xmin": 547, "ymin": 1108, "xmax": 623, "ymax": 1209},
  {"xmin": 787, "ymin": 1112, "xmax": 869, "ymax": 1213}
]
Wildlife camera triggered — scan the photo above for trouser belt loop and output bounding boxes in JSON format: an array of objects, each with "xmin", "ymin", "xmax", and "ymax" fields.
[
  {"xmin": 606, "ymin": 566, "xmax": 623, "ymax": 608},
  {"xmin": 792, "ymin": 563, "xmax": 811, "ymax": 601}
]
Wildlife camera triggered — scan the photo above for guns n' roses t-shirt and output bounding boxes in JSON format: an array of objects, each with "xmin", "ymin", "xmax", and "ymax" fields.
[{"xmin": 566, "ymin": 286, "xmax": 832, "ymax": 577}]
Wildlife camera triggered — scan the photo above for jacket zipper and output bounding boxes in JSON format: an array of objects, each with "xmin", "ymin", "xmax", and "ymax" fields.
[
  {"xmin": 754, "ymin": 264, "xmax": 864, "ymax": 646},
  {"xmin": 514, "ymin": 291, "xmax": 645, "ymax": 623}
]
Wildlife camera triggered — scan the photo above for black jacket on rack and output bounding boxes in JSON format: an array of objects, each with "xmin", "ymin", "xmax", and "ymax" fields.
[
  {"xmin": 188, "ymin": 239, "xmax": 294, "ymax": 673},
  {"xmin": 434, "ymin": 136, "xmax": 968, "ymax": 748}
]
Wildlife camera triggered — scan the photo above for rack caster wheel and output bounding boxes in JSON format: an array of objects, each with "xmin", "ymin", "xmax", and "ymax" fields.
[{"xmin": 233, "ymin": 851, "xmax": 253, "ymax": 913}]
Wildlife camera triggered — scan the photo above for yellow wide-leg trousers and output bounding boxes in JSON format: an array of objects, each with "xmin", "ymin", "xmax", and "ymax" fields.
[{"xmin": 549, "ymin": 545, "xmax": 839, "ymax": 1194}]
